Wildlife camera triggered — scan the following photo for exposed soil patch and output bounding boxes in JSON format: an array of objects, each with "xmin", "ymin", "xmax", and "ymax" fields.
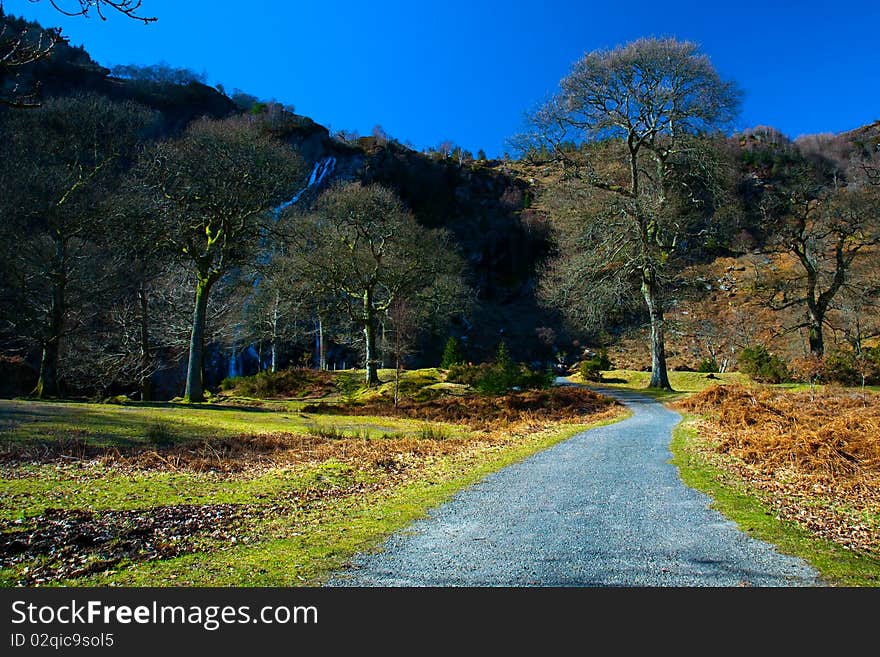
[
  {"xmin": 0, "ymin": 504, "xmax": 245, "ymax": 585},
  {"xmin": 676, "ymin": 384, "xmax": 880, "ymax": 555}
]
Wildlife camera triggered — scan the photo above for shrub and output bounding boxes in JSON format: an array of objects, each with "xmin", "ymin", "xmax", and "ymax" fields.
[
  {"xmin": 790, "ymin": 349, "xmax": 878, "ymax": 387},
  {"xmin": 864, "ymin": 347, "xmax": 880, "ymax": 385},
  {"xmin": 440, "ymin": 337, "xmax": 465, "ymax": 369},
  {"xmin": 579, "ymin": 360, "xmax": 603, "ymax": 382},
  {"xmin": 516, "ymin": 365, "xmax": 555, "ymax": 390},
  {"xmin": 445, "ymin": 362, "xmax": 487, "ymax": 386},
  {"xmin": 475, "ymin": 363, "xmax": 519, "ymax": 395},
  {"xmin": 446, "ymin": 343, "xmax": 553, "ymax": 393},
  {"xmin": 336, "ymin": 372, "xmax": 363, "ymax": 403},
  {"xmin": 578, "ymin": 349, "xmax": 613, "ymax": 382},
  {"xmin": 824, "ymin": 349, "xmax": 861, "ymax": 386},
  {"xmin": 221, "ymin": 368, "xmax": 335, "ymax": 398},
  {"xmin": 738, "ymin": 344, "xmax": 789, "ymax": 383},
  {"xmin": 697, "ymin": 357, "xmax": 719, "ymax": 374}
]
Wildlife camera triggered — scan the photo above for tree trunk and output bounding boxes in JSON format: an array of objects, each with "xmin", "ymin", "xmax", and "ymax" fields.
[
  {"xmin": 270, "ymin": 290, "xmax": 280, "ymax": 373},
  {"xmin": 807, "ymin": 306, "xmax": 825, "ymax": 357},
  {"xmin": 381, "ymin": 321, "xmax": 386, "ymax": 369},
  {"xmin": 394, "ymin": 356, "xmax": 401, "ymax": 407},
  {"xmin": 33, "ymin": 237, "xmax": 66, "ymax": 398},
  {"xmin": 363, "ymin": 290, "xmax": 380, "ymax": 386},
  {"xmin": 316, "ymin": 316, "xmax": 326, "ymax": 371},
  {"xmin": 138, "ymin": 284, "xmax": 152, "ymax": 402},
  {"xmin": 641, "ymin": 271, "xmax": 672, "ymax": 390},
  {"xmin": 184, "ymin": 277, "xmax": 213, "ymax": 402},
  {"xmin": 33, "ymin": 338, "xmax": 60, "ymax": 398}
]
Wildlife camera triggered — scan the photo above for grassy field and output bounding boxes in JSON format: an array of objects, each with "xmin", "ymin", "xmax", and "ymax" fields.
[
  {"xmin": 0, "ymin": 371, "xmax": 624, "ymax": 586},
  {"xmin": 0, "ymin": 398, "xmax": 453, "ymax": 447},
  {"xmin": 5, "ymin": 364, "xmax": 876, "ymax": 587}
]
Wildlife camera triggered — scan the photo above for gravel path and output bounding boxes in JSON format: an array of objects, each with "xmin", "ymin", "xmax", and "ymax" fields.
[{"xmin": 328, "ymin": 384, "xmax": 820, "ymax": 586}]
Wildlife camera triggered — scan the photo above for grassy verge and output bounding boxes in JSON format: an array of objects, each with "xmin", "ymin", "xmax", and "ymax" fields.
[
  {"xmin": 670, "ymin": 415, "xmax": 880, "ymax": 586},
  {"xmin": 63, "ymin": 414, "xmax": 627, "ymax": 587}
]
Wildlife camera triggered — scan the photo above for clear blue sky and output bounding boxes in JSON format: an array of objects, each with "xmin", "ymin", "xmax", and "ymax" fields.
[{"xmin": 10, "ymin": 0, "xmax": 880, "ymax": 156}]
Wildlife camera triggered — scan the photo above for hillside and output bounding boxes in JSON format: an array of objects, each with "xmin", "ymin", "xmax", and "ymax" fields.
[
  {"xmin": 2, "ymin": 13, "xmax": 878, "ymax": 396},
  {"xmin": 0, "ymin": 13, "xmax": 561, "ymax": 388}
]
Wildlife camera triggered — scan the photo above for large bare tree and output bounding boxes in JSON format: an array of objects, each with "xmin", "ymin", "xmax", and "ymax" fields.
[
  {"xmin": 524, "ymin": 38, "xmax": 740, "ymax": 389},
  {"xmin": 133, "ymin": 116, "xmax": 305, "ymax": 402}
]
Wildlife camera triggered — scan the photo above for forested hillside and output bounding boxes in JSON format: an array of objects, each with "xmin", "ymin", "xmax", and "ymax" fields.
[
  {"xmin": 0, "ymin": 11, "xmax": 555, "ymax": 400},
  {"xmin": 1, "ymin": 14, "xmax": 878, "ymax": 401}
]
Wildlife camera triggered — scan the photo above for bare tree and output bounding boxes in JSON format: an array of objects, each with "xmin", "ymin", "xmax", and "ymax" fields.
[
  {"xmin": 132, "ymin": 116, "xmax": 305, "ymax": 401},
  {"xmin": 0, "ymin": 94, "xmax": 155, "ymax": 397},
  {"xmin": 524, "ymin": 38, "xmax": 741, "ymax": 388},
  {"xmin": 24, "ymin": 1, "xmax": 155, "ymax": 22},
  {"xmin": 371, "ymin": 124, "xmax": 389, "ymax": 145},
  {"xmin": 0, "ymin": 10, "xmax": 60, "ymax": 106},
  {"xmin": 384, "ymin": 297, "xmax": 418, "ymax": 406},
  {"xmin": 436, "ymin": 139, "xmax": 454, "ymax": 159},
  {"xmin": 242, "ymin": 251, "xmax": 316, "ymax": 373},
  {"xmin": 288, "ymin": 182, "xmax": 468, "ymax": 386},
  {"xmin": 756, "ymin": 148, "xmax": 880, "ymax": 357}
]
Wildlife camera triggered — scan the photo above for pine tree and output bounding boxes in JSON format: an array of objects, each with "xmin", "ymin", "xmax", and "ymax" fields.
[{"xmin": 440, "ymin": 336, "xmax": 465, "ymax": 368}]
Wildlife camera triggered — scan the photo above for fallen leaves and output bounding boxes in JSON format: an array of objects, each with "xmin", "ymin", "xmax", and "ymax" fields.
[{"xmin": 1, "ymin": 388, "xmax": 623, "ymax": 585}]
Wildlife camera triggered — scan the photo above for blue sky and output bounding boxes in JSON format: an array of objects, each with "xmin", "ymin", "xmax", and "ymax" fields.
[{"xmin": 11, "ymin": 0, "xmax": 880, "ymax": 156}]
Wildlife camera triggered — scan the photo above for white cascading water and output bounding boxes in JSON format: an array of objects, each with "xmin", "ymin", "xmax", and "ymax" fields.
[{"xmin": 275, "ymin": 156, "xmax": 336, "ymax": 215}]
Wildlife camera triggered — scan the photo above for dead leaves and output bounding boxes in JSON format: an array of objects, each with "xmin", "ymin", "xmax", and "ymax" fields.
[{"xmin": 677, "ymin": 385, "xmax": 880, "ymax": 555}]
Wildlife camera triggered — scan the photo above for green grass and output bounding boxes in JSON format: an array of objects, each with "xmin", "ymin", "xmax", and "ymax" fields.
[
  {"xmin": 670, "ymin": 415, "xmax": 880, "ymax": 587},
  {"xmin": 34, "ymin": 414, "xmax": 626, "ymax": 587},
  {"xmin": 221, "ymin": 367, "xmax": 449, "ymax": 405},
  {"xmin": 0, "ymin": 462, "xmax": 369, "ymax": 521},
  {"xmin": 570, "ymin": 369, "xmax": 748, "ymax": 400},
  {"xmin": 0, "ymin": 398, "xmax": 442, "ymax": 448}
]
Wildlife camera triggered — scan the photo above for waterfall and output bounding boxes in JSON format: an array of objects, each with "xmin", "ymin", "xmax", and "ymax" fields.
[
  {"xmin": 228, "ymin": 345, "xmax": 240, "ymax": 379},
  {"xmin": 275, "ymin": 156, "xmax": 336, "ymax": 216},
  {"xmin": 233, "ymin": 156, "xmax": 337, "ymax": 378}
]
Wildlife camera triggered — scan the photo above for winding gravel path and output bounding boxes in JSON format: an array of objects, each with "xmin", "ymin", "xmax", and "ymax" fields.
[{"xmin": 328, "ymin": 384, "xmax": 820, "ymax": 586}]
